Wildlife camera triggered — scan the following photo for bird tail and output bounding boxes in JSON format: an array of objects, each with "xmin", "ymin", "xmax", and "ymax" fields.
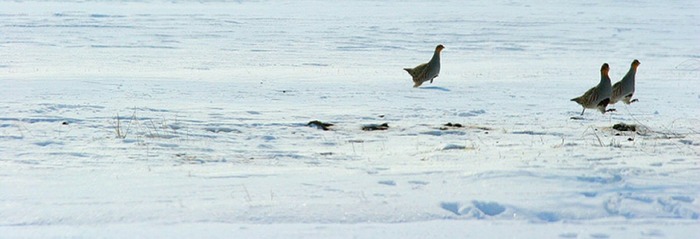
[
  {"xmin": 571, "ymin": 97, "xmax": 585, "ymax": 105},
  {"xmin": 403, "ymin": 68, "xmax": 415, "ymax": 76}
]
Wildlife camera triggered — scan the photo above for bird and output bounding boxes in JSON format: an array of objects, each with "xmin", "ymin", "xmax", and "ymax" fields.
[
  {"xmin": 610, "ymin": 59, "xmax": 640, "ymax": 105},
  {"xmin": 404, "ymin": 44, "xmax": 444, "ymax": 87},
  {"xmin": 571, "ymin": 63, "xmax": 613, "ymax": 115}
]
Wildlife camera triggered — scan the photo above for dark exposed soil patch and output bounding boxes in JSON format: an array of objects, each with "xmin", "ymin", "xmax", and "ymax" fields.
[
  {"xmin": 439, "ymin": 122, "xmax": 463, "ymax": 130},
  {"xmin": 362, "ymin": 123, "xmax": 389, "ymax": 131},
  {"xmin": 308, "ymin": 120, "xmax": 334, "ymax": 131},
  {"xmin": 613, "ymin": 123, "xmax": 637, "ymax": 132}
]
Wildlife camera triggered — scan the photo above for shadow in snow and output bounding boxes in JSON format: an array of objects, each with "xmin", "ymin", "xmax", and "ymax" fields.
[
  {"xmin": 419, "ymin": 86, "xmax": 450, "ymax": 92},
  {"xmin": 440, "ymin": 202, "xmax": 462, "ymax": 215}
]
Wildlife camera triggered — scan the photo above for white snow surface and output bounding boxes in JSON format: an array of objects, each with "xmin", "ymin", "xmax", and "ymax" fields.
[{"xmin": 1, "ymin": 0, "xmax": 700, "ymax": 238}]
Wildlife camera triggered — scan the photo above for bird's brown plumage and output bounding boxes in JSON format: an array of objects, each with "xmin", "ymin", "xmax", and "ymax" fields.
[
  {"xmin": 404, "ymin": 45, "xmax": 444, "ymax": 87},
  {"xmin": 610, "ymin": 59, "xmax": 640, "ymax": 105},
  {"xmin": 571, "ymin": 63, "xmax": 613, "ymax": 115}
]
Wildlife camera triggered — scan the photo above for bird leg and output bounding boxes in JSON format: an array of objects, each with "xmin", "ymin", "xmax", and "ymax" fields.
[{"xmin": 580, "ymin": 108, "xmax": 585, "ymax": 116}]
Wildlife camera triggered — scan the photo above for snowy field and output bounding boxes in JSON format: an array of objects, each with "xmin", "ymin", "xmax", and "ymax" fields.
[{"xmin": 1, "ymin": 0, "xmax": 700, "ymax": 238}]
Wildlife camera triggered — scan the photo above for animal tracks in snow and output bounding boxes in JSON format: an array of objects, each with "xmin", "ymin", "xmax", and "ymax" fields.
[
  {"xmin": 604, "ymin": 193, "xmax": 699, "ymax": 219},
  {"xmin": 1, "ymin": 0, "xmax": 699, "ymax": 236},
  {"xmin": 440, "ymin": 201, "xmax": 507, "ymax": 218},
  {"xmin": 1, "ymin": 76, "xmax": 698, "ymax": 234}
]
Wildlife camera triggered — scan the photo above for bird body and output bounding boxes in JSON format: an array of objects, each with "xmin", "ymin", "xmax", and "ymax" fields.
[
  {"xmin": 611, "ymin": 59, "xmax": 640, "ymax": 105},
  {"xmin": 404, "ymin": 45, "xmax": 444, "ymax": 87},
  {"xmin": 571, "ymin": 63, "xmax": 613, "ymax": 115}
]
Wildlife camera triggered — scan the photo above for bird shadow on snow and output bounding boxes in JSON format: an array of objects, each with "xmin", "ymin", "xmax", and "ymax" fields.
[{"xmin": 419, "ymin": 86, "xmax": 450, "ymax": 92}]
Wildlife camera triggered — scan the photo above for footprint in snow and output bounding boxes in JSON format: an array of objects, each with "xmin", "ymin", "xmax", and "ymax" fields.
[
  {"xmin": 589, "ymin": 233, "xmax": 610, "ymax": 239},
  {"xmin": 440, "ymin": 201, "xmax": 506, "ymax": 217},
  {"xmin": 378, "ymin": 180, "xmax": 396, "ymax": 186},
  {"xmin": 558, "ymin": 232, "xmax": 578, "ymax": 238},
  {"xmin": 472, "ymin": 201, "xmax": 506, "ymax": 216}
]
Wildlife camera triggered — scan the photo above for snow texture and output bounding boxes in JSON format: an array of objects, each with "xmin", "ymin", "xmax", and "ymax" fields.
[{"xmin": 1, "ymin": 0, "xmax": 699, "ymax": 238}]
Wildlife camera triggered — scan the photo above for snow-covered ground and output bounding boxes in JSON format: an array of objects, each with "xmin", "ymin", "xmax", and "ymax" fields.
[{"xmin": 1, "ymin": 0, "xmax": 699, "ymax": 238}]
